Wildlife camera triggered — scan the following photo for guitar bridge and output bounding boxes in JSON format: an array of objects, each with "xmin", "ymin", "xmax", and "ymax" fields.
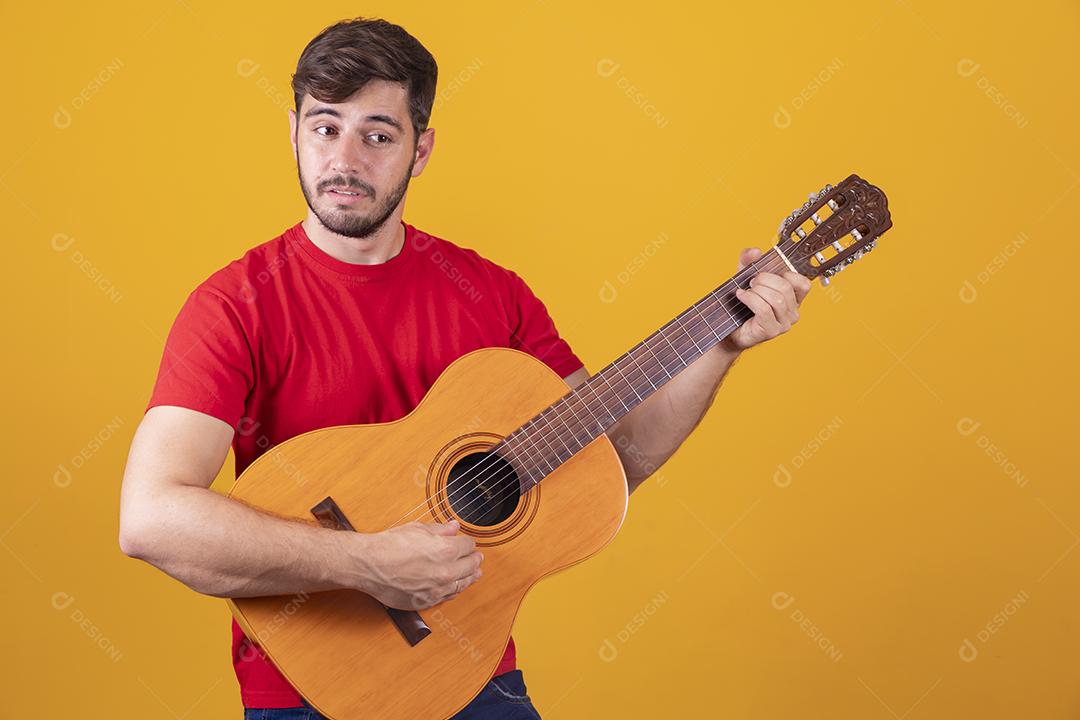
[{"xmin": 310, "ymin": 496, "xmax": 432, "ymax": 647}]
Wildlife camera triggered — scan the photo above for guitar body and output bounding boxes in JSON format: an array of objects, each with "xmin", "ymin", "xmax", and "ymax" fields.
[
  {"xmin": 223, "ymin": 174, "xmax": 894, "ymax": 719},
  {"xmin": 227, "ymin": 347, "xmax": 628, "ymax": 719}
]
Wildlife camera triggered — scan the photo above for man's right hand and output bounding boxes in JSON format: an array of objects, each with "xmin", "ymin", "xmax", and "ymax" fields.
[{"xmin": 347, "ymin": 519, "xmax": 484, "ymax": 611}]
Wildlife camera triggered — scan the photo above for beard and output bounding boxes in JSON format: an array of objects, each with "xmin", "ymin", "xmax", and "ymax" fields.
[{"xmin": 297, "ymin": 156, "xmax": 414, "ymax": 239}]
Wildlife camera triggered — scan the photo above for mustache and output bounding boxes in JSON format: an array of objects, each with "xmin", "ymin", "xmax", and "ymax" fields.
[{"xmin": 319, "ymin": 177, "xmax": 376, "ymax": 197}]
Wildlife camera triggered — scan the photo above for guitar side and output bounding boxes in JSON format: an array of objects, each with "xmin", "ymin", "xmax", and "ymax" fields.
[{"xmin": 226, "ymin": 347, "xmax": 628, "ymax": 719}]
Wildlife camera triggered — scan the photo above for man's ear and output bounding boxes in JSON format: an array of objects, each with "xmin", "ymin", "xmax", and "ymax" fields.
[
  {"xmin": 411, "ymin": 127, "xmax": 436, "ymax": 177},
  {"xmin": 288, "ymin": 108, "xmax": 298, "ymax": 157}
]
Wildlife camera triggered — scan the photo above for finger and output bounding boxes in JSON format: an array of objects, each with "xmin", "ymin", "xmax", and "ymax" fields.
[
  {"xmin": 438, "ymin": 564, "xmax": 483, "ymax": 602},
  {"xmin": 738, "ymin": 247, "xmax": 763, "ymax": 272},
  {"xmin": 750, "ymin": 274, "xmax": 792, "ymax": 311},
  {"xmin": 751, "ymin": 273, "xmax": 797, "ymax": 318},
  {"xmin": 782, "ymin": 271, "xmax": 813, "ymax": 304},
  {"xmin": 748, "ymin": 285, "xmax": 792, "ymax": 329},
  {"xmin": 734, "ymin": 286, "xmax": 779, "ymax": 330},
  {"xmin": 451, "ymin": 534, "xmax": 477, "ymax": 557},
  {"xmin": 445, "ymin": 551, "xmax": 483, "ymax": 579},
  {"xmin": 426, "ymin": 519, "xmax": 461, "ymax": 536},
  {"xmin": 417, "ymin": 591, "xmax": 442, "ymax": 609},
  {"xmin": 450, "ymin": 550, "xmax": 484, "ymax": 583}
]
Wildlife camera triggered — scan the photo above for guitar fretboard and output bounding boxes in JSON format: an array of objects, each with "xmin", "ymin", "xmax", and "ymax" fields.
[{"xmin": 498, "ymin": 249, "xmax": 791, "ymax": 487}]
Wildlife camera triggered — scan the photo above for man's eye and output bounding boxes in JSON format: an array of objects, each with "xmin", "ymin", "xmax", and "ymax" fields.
[
  {"xmin": 315, "ymin": 126, "xmax": 337, "ymax": 136},
  {"xmin": 368, "ymin": 133, "xmax": 392, "ymax": 144}
]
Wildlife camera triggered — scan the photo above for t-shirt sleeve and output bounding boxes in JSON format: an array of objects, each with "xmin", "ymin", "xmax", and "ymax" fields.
[
  {"xmin": 145, "ymin": 285, "xmax": 254, "ymax": 430},
  {"xmin": 505, "ymin": 270, "xmax": 585, "ymax": 378}
]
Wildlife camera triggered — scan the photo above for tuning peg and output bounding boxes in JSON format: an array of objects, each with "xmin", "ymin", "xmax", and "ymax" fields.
[{"xmin": 820, "ymin": 276, "xmax": 831, "ymax": 287}]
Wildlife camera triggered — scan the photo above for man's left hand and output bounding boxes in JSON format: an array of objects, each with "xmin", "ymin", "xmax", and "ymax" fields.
[{"xmin": 721, "ymin": 247, "xmax": 812, "ymax": 352}]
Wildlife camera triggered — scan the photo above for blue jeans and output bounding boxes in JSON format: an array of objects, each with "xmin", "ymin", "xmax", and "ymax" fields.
[{"xmin": 243, "ymin": 670, "xmax": 541, "ymax": 719}]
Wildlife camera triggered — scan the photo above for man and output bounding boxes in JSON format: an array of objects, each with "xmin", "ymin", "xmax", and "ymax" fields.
[{"xmin": 118, "ymin": 16, "xmax": 811, "ymax": 720}]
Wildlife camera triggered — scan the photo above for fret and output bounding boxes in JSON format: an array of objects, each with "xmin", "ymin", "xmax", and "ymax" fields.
[
  {"xmin": 558, "ymin": 397, "xmax": 593, "ymax": 449},
  {"xmin": 712, "ymin": 286, "xmax": 739, "ymax": 327},
  {"xmin": 628, "ymin": 352, "xmax": 659, "ymax": 392},
  {"xmin": 610, "ymin": 358, "xmax": 643, "ymax": 404},
  {"xmin": 501, "ymin": 251, "xmax": 790, "ymax": 490},
  {"xmin": 654, "ymin": 321, "xmax": 691, "ymax": 375},
  {"xmin": 521, "ymin": 415, "xmax": 561, "ymax": 471},
  {"xmin": 671, "ymin": 313, "xmax": 706, "ymax": 355},
  {"xmin": 579, "ymin": 378, "xmax": 617, "ymax": 428},
  {"xmin": 690, "ymin": 299, "xmax": 723, "ymax": 345},
  {"xmin": 598, "ymin": 371, "xmax": 631, "ymax": 414},
  {"xmin": 641, "ymin": 336, "xmax": 674, "ymax": 384}
]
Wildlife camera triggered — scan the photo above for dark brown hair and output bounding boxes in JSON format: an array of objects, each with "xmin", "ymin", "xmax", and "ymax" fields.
[{"xmin": 292, "ymin": 18, "xmax": 438, "ymax": 141}]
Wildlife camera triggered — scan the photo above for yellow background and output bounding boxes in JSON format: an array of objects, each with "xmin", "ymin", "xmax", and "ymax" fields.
[{"xmin": 4, "ymin": 0, "xmax": 1077, "ymax": 717}]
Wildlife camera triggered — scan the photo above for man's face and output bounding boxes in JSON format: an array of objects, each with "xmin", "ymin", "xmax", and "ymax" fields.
[{"xmin": 289, "ymin": 80, "xmax": 433, "ymax": 239}]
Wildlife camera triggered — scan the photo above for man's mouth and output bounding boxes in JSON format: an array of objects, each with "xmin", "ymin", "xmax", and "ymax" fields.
[{"xmin": 324, "ymin": 186, "xmax": 370, "ymax": 205}]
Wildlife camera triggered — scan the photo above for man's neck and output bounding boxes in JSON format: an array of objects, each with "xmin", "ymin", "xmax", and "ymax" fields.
[{"xmin": 302, "ymin": 211, "xmax": 405, "ymax": 265}]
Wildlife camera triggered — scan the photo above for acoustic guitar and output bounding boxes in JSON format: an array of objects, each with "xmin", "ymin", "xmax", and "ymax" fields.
[{"xmin": 226, "ymin": 174, "xmax": 892, "ymax": 718}]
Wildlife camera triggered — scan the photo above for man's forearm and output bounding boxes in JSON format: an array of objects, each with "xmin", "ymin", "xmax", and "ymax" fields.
[
  {"xmin": 607, "ymin": 340, "xmax": 743, "ymax": 492},
  {"xmin": 121, "ymin": 484, "xmax": 361, "ymax": 598}
]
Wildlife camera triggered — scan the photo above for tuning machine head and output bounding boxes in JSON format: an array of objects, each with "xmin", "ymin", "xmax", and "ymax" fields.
[{"xmin": 775, "ymin": 175, "xmax": 892, "ymax": 286}]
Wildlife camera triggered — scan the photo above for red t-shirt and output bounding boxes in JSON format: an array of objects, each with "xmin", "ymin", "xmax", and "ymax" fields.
[{"xmin": 145, "ymin": 220, "xmax": 583, "ymax": 708}]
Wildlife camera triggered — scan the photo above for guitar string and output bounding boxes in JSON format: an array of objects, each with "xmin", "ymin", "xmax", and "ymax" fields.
[
  {"xmin": 435, "ymin": 222, "xmax": 869, "ymax": 525},
  {"xmin": 381, "ymin": 251, "xmax": 794, "ymax": 532},
  {"xmin": 390, "ymin": 252, "xmax": 791, "ymax": 531},
  {"xmin": 437, "ymin": 303, "xmax": 760, "ymax": 532},
  {"xmin": 394, "ymin": 252, "xmax": 791, "ymax": 531},
  {"xmin": 432, "ymin": 285, "xmax": 762, "ymax": 529}
]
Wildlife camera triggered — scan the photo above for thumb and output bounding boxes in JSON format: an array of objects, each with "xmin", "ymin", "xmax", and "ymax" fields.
[
  {"xmin": 738, "ymin": 247, "xmax": 763, "ymax": 271},
  {"xmin": 426, "ymin": 519, "xmax": 461, "ymax": 535}
]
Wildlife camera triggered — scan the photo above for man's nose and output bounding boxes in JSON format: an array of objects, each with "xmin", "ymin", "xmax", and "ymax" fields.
[{"xmin": 331, "ymin": 132, "xmax": 366, "ymax": 175}]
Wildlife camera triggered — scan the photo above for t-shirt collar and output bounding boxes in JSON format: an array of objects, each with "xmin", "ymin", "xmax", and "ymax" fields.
[{"xmin": 288, "ymin": 220, "xmax": 417, "ymax": 282}]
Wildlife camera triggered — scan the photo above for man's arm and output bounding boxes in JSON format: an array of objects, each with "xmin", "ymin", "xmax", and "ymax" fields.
[
  {"xmin": 562, "ymin": 247, "xmax": 812, "ymax": 494},
  {"xmin": 119, "ymin": 406, "xmax": 482, "ymax": 609},
  {"xmin": 563, "ymin": 342, "xmax": 741, "ymax": 494}
]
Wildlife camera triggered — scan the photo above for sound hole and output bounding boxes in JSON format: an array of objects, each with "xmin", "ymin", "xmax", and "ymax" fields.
[{"xmin": 446, "ymin": 451, "xmax": 520, "ymax": 527}]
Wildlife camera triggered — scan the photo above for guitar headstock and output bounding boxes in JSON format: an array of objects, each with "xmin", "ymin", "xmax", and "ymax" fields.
[{"xmin": 777, "ymin": 174, "xmax": 892, "ymax": 286}]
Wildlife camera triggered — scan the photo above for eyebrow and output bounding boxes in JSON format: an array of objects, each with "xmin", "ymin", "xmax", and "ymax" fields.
[{"xmin": 303, "ymin": 106, "xmax": 404, "ymax": 132}]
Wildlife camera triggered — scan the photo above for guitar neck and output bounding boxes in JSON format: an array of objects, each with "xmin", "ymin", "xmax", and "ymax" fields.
[{"xmin": 500, "ymin": 248, "xmax": 793, "ymax": 487}]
